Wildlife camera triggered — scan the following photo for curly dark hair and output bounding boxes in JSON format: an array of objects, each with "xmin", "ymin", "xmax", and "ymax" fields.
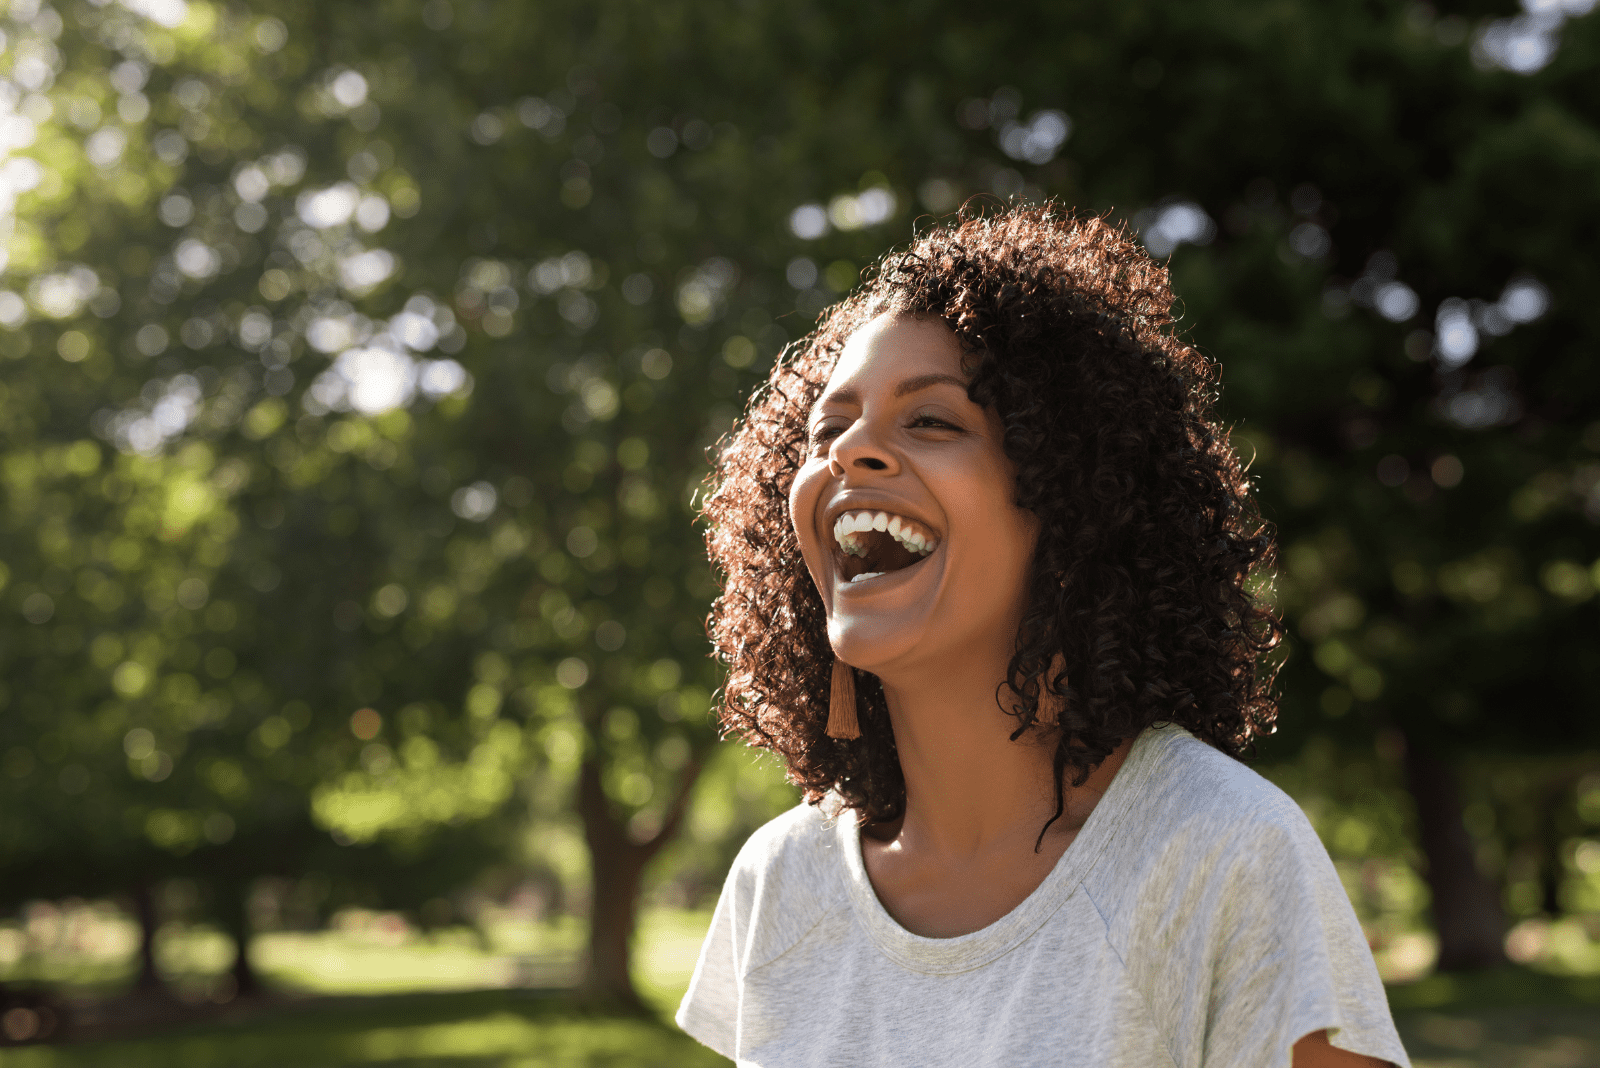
[{"xmin": 702, "ymin": 202, "xmax": 1283, "ymax": 841}]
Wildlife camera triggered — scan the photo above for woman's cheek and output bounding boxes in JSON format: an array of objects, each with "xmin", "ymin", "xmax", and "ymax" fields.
[
  {"xmin": 788, "ymin": 460, "xmax": 823, "ymax": 548},
  {"xmin": 788, "ymin": 460, "xmax": 831, "ymax": 589}
]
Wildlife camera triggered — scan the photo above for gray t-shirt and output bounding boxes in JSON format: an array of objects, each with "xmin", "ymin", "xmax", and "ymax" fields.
[{"xmin": 676, "ymin": 724, "xmax": 1411, "ymax": 1067}]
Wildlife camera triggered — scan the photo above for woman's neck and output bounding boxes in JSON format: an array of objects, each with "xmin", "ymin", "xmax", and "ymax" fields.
[
  {"xmin": 858, "ymin": 661, "xmax": 1135, "ymax": 939},
  {"xmin": 875, "ymin": 662, "xmax": 1079, "ymax": 862}
]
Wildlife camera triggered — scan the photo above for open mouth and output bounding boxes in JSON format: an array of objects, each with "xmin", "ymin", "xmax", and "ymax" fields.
[{"xmin": 832, "ymin": 510, "xmax": 940, "ymax": 584}]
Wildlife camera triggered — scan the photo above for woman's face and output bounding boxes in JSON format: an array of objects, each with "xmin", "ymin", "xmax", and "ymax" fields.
[{"xmin": 790, "ymin": 313, "xmax": 1039, "ymax": 679}]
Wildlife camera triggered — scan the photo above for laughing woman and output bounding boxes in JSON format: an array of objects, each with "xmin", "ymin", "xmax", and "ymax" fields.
[{"xmin": 680, "ymin": 205, "xmax": 1410, "ymax": 1068}]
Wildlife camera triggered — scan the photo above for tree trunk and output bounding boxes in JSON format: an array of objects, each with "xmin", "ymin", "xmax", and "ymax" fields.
[
  {"xmin": 130, "ymin": 883, "xmax": 164, "ymax": 993},
  {"xmin": 1401, "ymin": 734, "xmax": 1506, "ymax": 970},
  {"xmin": 1535, "ymin": 762, "xmax": 1599, "ymax": 917},
  {"xmin": 576, "ymin": 751, "xmax": 704, "ymax": 1009},
  {"xmin": 217, "ymin": 882, "xmax": 261, "ymax": 999},
  {"xmin": 1539, "ymin": 776, "xmax": 1566, "ymax": 918}
]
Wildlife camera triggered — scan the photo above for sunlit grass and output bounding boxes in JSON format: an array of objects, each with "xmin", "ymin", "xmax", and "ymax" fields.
[
  {"xmin": 0, "ymin": 989, "xmax": 732, "ymax": 1068},
  {"xmin": 255, "ymin": 913, "xmax": 589, "ymax": 995},
  {"xmin": 0, "ymin": 905, "xmax": 708, "ymax": 1002},
  {"xmin": 0, "ymin": 908, "xmax": 727, "ymax": 1068},
  {"xmin": 1, "ymin": 909, "xmax": 594, "ymax": 999},
  {"xmin": 633, "ymin": 907, "xmax": 713, "ymax": 1018}
]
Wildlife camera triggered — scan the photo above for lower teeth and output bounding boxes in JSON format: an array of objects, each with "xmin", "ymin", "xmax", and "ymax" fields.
[{"xmin": 849, "ymin": 572, "xmax": 884, "ymax": 583}]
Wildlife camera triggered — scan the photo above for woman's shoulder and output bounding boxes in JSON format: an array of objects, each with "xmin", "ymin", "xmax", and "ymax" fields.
[
  {"xmin": 1088, "ymin": 726, "xmax": 1339, "ymax": 924},
  {"xmin": 715, "ymin": 798, "xmax": 850, "ymax": 968},
  {"xmin": 1089, "ymin": 728, "xmax": 1407, "ymax": 1068},
  {"xmin": 730, "ymin": 797, "xmax": 842, "ymax": 884},
  {"xmin": 1133, "ymin": 725, "xmax": 1318, "ymax": 841},
  {"xmin": 1084, "ymin": 728, "xmax": 1329, "ymax": 908}
]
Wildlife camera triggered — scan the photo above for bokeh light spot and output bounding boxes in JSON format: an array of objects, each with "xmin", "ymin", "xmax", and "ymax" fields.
[{"xmin": 350, "ymin": 708, "xmax": 382, "ymax": 740}]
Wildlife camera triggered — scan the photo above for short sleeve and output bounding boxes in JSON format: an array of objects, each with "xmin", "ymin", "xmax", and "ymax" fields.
[
  {"xmin": 1198, "ymin": 814, "xmax": 1411, "ymax": 1068},
  {"xmin": 675, "ymin": 861, "xmax": 741, "ymax": 1058},
  {"xmin": 1098, "ymin": 775, "xmax": 1412, "ymax": 1068}
]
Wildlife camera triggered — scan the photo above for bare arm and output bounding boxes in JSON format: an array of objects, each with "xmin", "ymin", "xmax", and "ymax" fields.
[{"xmin": 1292, "ymin": 1029, "xmax": 1395, "ymax": 1068}]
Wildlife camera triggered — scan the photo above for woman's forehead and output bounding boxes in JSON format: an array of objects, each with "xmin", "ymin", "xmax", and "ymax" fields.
[{"xmin": 822, "ymin": 313, "xmax": 970, "ymax": 397}]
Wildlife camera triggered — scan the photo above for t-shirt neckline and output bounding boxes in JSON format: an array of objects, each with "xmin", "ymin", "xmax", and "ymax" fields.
[{"xmin": 836, "ymin": 722, "xmax": 1183, "ymax": 975}]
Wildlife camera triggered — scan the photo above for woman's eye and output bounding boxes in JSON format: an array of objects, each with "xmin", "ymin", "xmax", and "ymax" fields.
[
  {"xmin": 909, "ymin": 415, "xmax": 960, "ymax": 431},
  {"xmin": 809, "ymin": 424, "xmax": 843, "ymax": 445}
]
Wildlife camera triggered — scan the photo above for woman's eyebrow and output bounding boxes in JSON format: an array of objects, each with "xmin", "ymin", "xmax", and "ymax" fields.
[
  {"xmin": 806, "ymin": 369, "xmax": 966, "ymax": 415},
  {"xmin": 814, "ymin": 373, "xmax": 971, "ymax": 413},
  {"xmin": 893, "ymin": 372, "xmax": 970, "ymax": 398}
]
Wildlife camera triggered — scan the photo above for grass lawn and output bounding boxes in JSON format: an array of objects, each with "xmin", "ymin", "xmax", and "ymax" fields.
[
  {"xmin": 1388, "ymin": 968, "xmax": 1600, "ymax": 1067},
  {"xmin": 0, "ymin": 988, "xmax": 732, "ymax": 1067},
  {"xmin": 1, "ymin": 906, "xmax": 732, "ymax": 1067}
]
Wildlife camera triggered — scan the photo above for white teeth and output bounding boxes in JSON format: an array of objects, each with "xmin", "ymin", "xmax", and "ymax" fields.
[
  {"xmin": 850, "ymin": 572, "xmax": 884, "ymax": 583},
  {"xmin": 830, "ymin": 510, "xmax": 940, "ymax": 557}
]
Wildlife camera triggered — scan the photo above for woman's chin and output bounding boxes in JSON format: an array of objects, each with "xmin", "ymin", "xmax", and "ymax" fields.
[
  {"xmin": 824, "ymin": 547, "xmax": 949, "ymax": 671},
  {"xmin": 828, "ymin": 588, "xmax": 1027, "ymax": 686},
  {"xmin": 827, "ymin": 621, "xmax": 923, "ymax": 677}
]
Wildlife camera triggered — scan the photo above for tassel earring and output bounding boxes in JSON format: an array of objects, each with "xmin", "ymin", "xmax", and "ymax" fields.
[
  {"xmin": 1036, "ymin": 654, "xmax": 1068, "ymax": 727},
  {"xmin": 827, "ymin": 659, "xmax": 860, "ymax": 739}
]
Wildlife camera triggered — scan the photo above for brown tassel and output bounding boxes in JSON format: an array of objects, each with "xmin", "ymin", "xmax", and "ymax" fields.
[
  {"xmin": 1036, "ymin": 654, "xmax": 1068, "ymax": 727},
  {"xmin": 827, "ymin": 659, "xmax": 860, "ymax": 739}
]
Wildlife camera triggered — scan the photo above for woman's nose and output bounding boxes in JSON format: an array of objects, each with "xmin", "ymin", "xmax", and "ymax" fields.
[{"xmin": 828, "ymin": 420, "xmax": 898, "ymax": 478}]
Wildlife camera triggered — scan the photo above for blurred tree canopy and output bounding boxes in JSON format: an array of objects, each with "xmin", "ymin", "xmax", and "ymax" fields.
[{"xmin": 0, "ymin": 0, "xmax": 1597, "ymax": 1001}]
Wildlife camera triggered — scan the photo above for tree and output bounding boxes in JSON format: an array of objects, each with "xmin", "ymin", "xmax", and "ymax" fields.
[{"xmin": 3, "ymin": 0, "xmax": 1597, "ymax": 1002}]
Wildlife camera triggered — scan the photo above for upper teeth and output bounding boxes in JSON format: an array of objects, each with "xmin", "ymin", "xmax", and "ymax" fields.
[{"xmin": 832, "ymin": 510, "xmax": 938, "ymax": 557}]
